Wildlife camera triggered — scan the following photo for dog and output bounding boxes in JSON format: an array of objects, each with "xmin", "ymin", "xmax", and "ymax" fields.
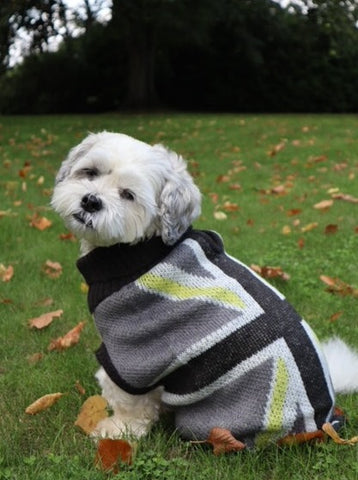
[{"xmin": 52, "ymin": 131, "xmax": 358, "ymax": 448}]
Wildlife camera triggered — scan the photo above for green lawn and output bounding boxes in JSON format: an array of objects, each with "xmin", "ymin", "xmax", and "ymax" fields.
[{"xmin": 1, "ymin": 113, "xmax": 358, "ymax": 479}]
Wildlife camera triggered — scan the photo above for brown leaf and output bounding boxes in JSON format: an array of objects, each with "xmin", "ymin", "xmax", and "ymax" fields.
[
  {"xmin": 278, "ymin": 430, "xmax": 324, "ymax": 446},
  {"xmin": 216, "ymin": 174, "xmax": 230, "ymax": 183},
  {"xmin": 59, "ymin": 232, "xmax": 77, "ymax": 242},
  {"xmin": 0, "ymin": 264, "xmax": 14, "ymax": 282},
  {"xmin": 42, "ymin": 260, "xmax": 62, "ymax": 279},
  {"xmin": 301, "ymin": 222, "xmax": 318, "ymax": 233},
  {"xmin": 322, "ymin": 423, "xmax": 358, "ymax": 446},
  {"xmin": 314, "ymin": 199, "xmax": 333, "ymax": 210},
  {"xmin": 332, "ymin": 193, "xmax": 358, "ymax": 204},
  {"xmin": 75, "ymin": 395, "xmax": 108, "ymax": 435},
  {"xmin": 30, "ymin": 214, "xmax": 52, "ymax": 231},
  {"xmin": 287, "ymin": 209, "xmax": 302, "ymax": 217},
  {"xmin": 48, "ymin": 321, "xmax": 86, "ymax": 351},
  {"xmin": 25, "ymin": 392, "xmax": 64, "ymax": 415},
  {"xmin": 325, "ymin": 224, "xmax": 338, "ymax": 235},
  {"xmin": 75, "ymin": 380, "xmax": 86, "ymax": 396},
  {"xmin": 207, "ymin": 428, "xmax": 246, "ymax": 455},
  {"xmin": 27, "ymin": 352, "xmax": 44, "ymax": 365},
  {"xmin": 28, "ymin": 309, "xmax": 63, "ymax": 329},
  {"xmin": 268, "ymin": 141, "xmax": 286, "ymax": 157},
  {"xmin": 222, "ymin": 201, "xmax": 240, "ymax": 212},
  {"xmin": 320, "ymin": 275, "xmax": 358, "ymax": 297},
  {"xmin": 251, "ymin": 265, "xmax": 290, "ymax": 281},
  {"xmin": 95, "ymin": 439, "xmax": 133, "ymax": 473},
  {"xmin": 329, "ymin": 311, "xmax": 343, "ymax": 323}
]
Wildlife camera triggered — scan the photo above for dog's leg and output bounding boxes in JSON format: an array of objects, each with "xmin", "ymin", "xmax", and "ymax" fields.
[{"xmin": 92, "ymin": 367, "xmax": 162, "ymax": 439}]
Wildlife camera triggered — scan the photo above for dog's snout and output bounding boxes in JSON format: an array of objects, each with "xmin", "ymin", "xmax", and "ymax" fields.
[{"xmin": 81, "ymin": 193, "xmax": 103, "ymax": 213}]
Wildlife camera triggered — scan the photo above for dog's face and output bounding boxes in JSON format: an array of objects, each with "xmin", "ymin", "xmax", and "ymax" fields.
[{"xmin": 51, "ymin": 132, "xmax": 201, "ymax": 249}]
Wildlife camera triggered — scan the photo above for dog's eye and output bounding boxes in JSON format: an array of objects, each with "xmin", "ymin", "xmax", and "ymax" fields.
[
  {"xmin": 120, "ymin": 189, "xmax": 135, "ymax": 201},
  {"xmin": 82, "ymin": 168, "xmax": 99, "ymax": 180}
]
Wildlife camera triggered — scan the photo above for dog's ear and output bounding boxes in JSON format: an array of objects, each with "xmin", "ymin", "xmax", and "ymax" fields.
[
  {"xmin": 55, "ymin": 133, "xmax": 99, "ymax": 184},
  {"xmin": 155, "ymin": 145, "xmax": 201, "ymax": 245}
]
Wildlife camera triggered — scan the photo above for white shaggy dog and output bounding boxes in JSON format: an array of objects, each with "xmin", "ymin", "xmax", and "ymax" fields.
[{"xmin": 52, "ymin": 131, "xmax": 358, "ymax": 447}]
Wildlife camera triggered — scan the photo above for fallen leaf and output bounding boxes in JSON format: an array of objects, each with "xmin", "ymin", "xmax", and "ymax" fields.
[
  {"xmin": 42, "ymin": 260, "xmax": 62, "ymax": 279},
  {"xmin": 74, "ymin": 395, "xmax": 108, "ymax": 434},
  {"xmin": 59, "ymin": 232, "xmax": 76, "ymax": 241},
  {"xmin": 332, "ymin": 193, "xmax": 358, "ymax": 204},
  {"xmin": 301, "ymin": 222, "xmax": 318, "ymax": 233},
  {"xmin": 27, "ymin": 353, "xmax": 44, "ymax": 365},
  {"xmin": 322, "ymin": 423, "xmax": 358, "ymax": 446},
  {"xmin": 314, "ymin": 199, "xmax": 333, "ymax": 210},
  {"xmin": 278, "ymin": 430, "xmax": 324, "ymax": 446},
  {"xmin": 325, "ymin": 224, "xmax": 338, "ymax": 235},
  {"xmin": 329, "ymin": 311, "xmax": 343, "ymax": 323},
  {"xmin": 191, "ymin": 427, "xmax": 245, "ymax": 455},
  {"xmin": 0, "ymin": 264, "xmax": 14, "ymax": 282},
  {"xmin": 75, "ymin": 380, "xmax": 86, "ymax": 396},
  {"xmin": 282, "ymin": 225, "xmax": 291, "ymax": 235},
  {"xmin": 48, "ymin": 321, "xmax": 86, "ymax": 351},
  {"xmin": 320, "ymin": 275, "xmax": 358, "ymax": 297},
  {"xmin": 222, "ymin": 201, "xmax": 239, "ymax": 212},
  {"xmin": 216, "ymin": 174, "xmax": 230, "ymax": 183},
  {"xmin": 287, "ymin": 209, "xmax": 302, "ymax": 217},
  {"xmin": 28, "ymin": 309, "xmax": 63, "ymax": 329},
  {"xmin": 229, "ymin": 183, "xmax": 241, "ymax": 191},
  {"xmin": 297, "ymin": 238, "xmax": 305, "ymax": 249},
  {"xmin": 268, "ymin": 141, "xmax": 286, "ymax": 157},
  {"xmin": 214, "ymin": 211, "xmax": 227, "ymax": 221},
  {"xmin": 30, "ymin": 214, "xmax": 52, "ymax": 231},
  {"xmin": 95, "ymin": 439, "xmax": 133, "ymax": 473},
  {"xmin": 251, "ymin": 265, "xmax": 290, "ymax": 281},
  {"xmin": 25, "ymin": 392, "xmax": 64, "ymax": 415},
  {"xmin": 80, "ymin": 282, "xmax": 89, "ymax": 293}
]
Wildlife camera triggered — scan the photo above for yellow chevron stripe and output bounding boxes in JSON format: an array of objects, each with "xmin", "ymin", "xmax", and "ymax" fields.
[
  {"xmin": 137, "ymin": 273, "xmax": 245, "ymax": 309},
  {"xmin": 256, "ymin": 358, "xmax": 289, "ymax": 447}
]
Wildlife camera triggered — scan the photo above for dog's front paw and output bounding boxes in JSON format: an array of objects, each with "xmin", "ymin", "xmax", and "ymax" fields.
[{"xmin": 91, "ymin": 416, "xmax": 150, "ymax": 439}]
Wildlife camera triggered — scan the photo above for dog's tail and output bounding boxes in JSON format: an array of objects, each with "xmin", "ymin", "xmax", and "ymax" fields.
[{"xmin": 321, "ymin": 337, "xmax": 358, "ymax": 394}]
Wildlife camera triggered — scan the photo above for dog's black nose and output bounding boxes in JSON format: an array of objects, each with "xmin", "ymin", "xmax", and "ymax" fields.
[{"xmin": 81, "ymin": 194, "xmax": 103, "ymax": 213}]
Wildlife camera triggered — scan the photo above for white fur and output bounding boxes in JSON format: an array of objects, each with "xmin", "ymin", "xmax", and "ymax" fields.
[
  {"xmin": 52, "ymin": 131, "xmax": 358, "ymax": 440},
  {"xmin": 322, "ymin": 337, "xmax": 358, "ymax": 394}
]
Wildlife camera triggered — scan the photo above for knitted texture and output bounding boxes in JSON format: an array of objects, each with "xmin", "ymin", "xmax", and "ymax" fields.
[{"xmin": 77, "ymin": 229, "xmax": 335, "ymax": 446}]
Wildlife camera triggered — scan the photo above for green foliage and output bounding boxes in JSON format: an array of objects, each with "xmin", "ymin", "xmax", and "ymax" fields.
[
  {"xmin": 1, "ymin": 113, "xmax": 358, "ymax": 479},
  {"xmin": 2, "ymin": 1, "xmax": 358, "ymax": 112}
]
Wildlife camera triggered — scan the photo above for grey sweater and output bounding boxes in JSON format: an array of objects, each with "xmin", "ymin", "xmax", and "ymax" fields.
[{"xmin": 77, "ymin": 229, "xmax": 336, "ymax": 446}]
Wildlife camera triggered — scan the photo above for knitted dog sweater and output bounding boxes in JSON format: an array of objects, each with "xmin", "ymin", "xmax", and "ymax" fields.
[{"xmin": 77, "ymin": 229, "xmax": 335, "ymax": 446}]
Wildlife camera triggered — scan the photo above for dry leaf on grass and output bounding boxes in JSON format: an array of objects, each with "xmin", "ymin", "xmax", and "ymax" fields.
[
  {"xmin": 95, "ymin": 439, "xmax": 133, "ymax": 473},
  {"xmin": 314, "ymin": 199, "xmax": 333, "ymax": 210},
  {"xmin": 25, "ymin": 392, "xmax": 64, "ymax": 415},
  {"xmin": 74, "ymin": 395, "xmax": 108, "ymax": 434},
  {"xmin": 332, "ymin": 193, "xmax": 358, "ymax": 204},
  {"xmin": 48, "ymin": 321, "xmax": 85, "ymax": 351},
  {"xmin": 29, "ymin": 214, "xmax": 52, "ymax": 231},
  {"xmin": 28, "ymin": 309, "xmax": 63, "ymax": 329},
  {"xmin": 320, "ymin": 275, "xmax": 358, "ymax": 297},
  {"xmin": 75, "ymin": 380, "xmax": 86, "ymax": 395},
  {"xmin": 0, "ymin": 264, "xmax": 14, "ymax": 282},
  {"xmin": 322, "ymin": 423, "xmax": 358, "ymax": 446},
  {"xmin": 42, "ymin": 260, "xmax": 62, "ymax": 279},
  {"xmin": 191, "ymin": 427, "xmax": 246, "ymax": 455},
  {"xmin": 251, "ymin": 265, "xmax": 290, "ymax": 281}
]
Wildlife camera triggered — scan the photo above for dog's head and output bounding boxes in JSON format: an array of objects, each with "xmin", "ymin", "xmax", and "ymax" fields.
[{"xmin": 51, "ymin": 132, "xmax": 201, "ymax": 249}]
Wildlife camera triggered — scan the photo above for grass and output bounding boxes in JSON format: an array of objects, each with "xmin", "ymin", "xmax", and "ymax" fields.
[{"xmin": 1, "ymin": 113, "xmax": 358, "ymax": 479}]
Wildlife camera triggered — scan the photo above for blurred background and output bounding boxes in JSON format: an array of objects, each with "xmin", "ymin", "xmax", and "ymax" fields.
[{"xmin": 1, "ymin": 0, "xmax": 358, "ymax": 114}]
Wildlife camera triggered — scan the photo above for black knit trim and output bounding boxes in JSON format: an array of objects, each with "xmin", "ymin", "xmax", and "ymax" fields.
[
  {"xmin": 76, "ymin": 228, "xmax": 195, "ymax": 312},
  {"xmin": 96, "ymin": 343, "xmax": 157, "ymax": 395}
]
